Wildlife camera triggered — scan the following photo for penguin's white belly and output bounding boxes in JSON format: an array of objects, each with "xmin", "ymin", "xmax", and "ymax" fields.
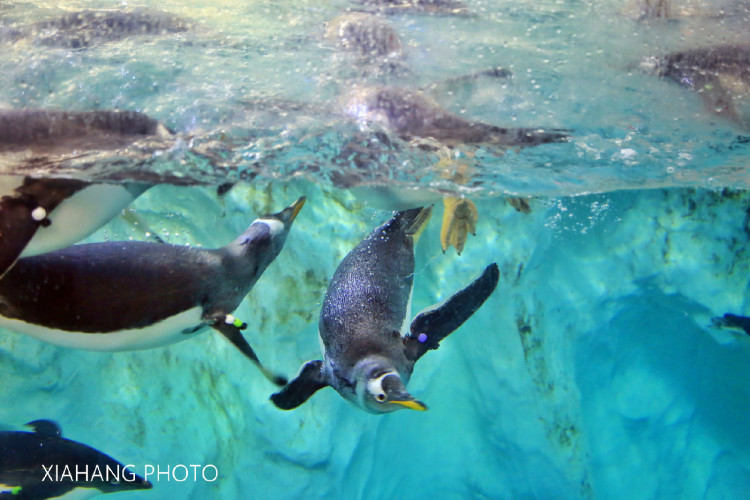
[
  {"xmin": 20, "ymin": 183, "xmax": 137, "ymax": 257},
  {"xmin": 0, "ymin": 307, "xmax": 206, "ymax": 352}
]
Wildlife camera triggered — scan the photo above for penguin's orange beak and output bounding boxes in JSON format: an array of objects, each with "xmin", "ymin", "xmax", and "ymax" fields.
[
  {"xmin": 272, "ymin": 196, "xmax": 306, "ymax": 226},
  {"xmin": 389, "ymin": 399, "xmax": 428, "ymax": 411},
  {"xmin": 288, "ymin": 196, "xmax": 305, "ymax": 222}
]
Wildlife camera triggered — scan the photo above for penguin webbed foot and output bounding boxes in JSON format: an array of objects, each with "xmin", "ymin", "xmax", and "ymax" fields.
[
  {"xmin": 404, "ymin": 263, "xmax": 500, "ymax": 362},
  {"xmin": 210, "ymin": 313, "xmax": 287, "ymax": 386},
  {"xmin": 270, "ymin": 360, "xmax": 329, "ymax": 410},
  {"xmin": 441, "ymin": 197, "xmax": 478, "ymax": 255}
]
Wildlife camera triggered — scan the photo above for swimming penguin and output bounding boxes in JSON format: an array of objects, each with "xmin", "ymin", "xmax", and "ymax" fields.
[
  {"xmin": 352, "ymin": 0, "xmax": 471, "ymax": 16},
  {"xmin": 712, "ymin": 313, "xmax": 750, "ymax": 336},
  {"xmin": 339, "ymin": 85, "xmax": 570, "ymax": 148},
  {"xmin": 338, "ymin": 86, "xmax": 567, "ymax": 254},
  {"xmin": 622, "ymin": 0, "xmax": 750, "ymax": 21},
  {"xmin": 271, "ymin": 206, "xmax": 499, "ymax": 413},
  {"xmin": 0, "ymin": 109, "xmax": 175, "ymax": 278},
  {"xmin": 4, "ymin": 9, "xmax": 191, "ymax": 49},
  {"xmin": 0, "ymin": 419, "xmax": 151, "ymax": 499},
  {"xmin": 326, "ymin": 13, "xmax": 402, "ymax": 59},
  {"xmin": 0, "ymin": 197, "xmax": 305, "ymax": 386},
  {"xmin": 642, "ymin": 44, "xmax": 750, "ymax": 129}
]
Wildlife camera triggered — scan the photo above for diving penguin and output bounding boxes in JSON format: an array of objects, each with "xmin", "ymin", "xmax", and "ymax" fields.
[
  {"xmin": 0, "ymin": 108, "xmax": 177, "ymax": 278},
  {"xmin": 0, "ymin": 419, "xmax": 151, "ymax": 499},
  {"xmin": 0, "ymin": 197, "xmax": 305, "ymax": 386},
  {"xmin": 271, "ymin": 206, "xmax": 499, "ymax": 413}
]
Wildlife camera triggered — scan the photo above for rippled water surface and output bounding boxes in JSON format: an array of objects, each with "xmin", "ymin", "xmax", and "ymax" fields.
[{"xmin": 1, "ymin": 0, "xmax": 748, "ymax": 198}]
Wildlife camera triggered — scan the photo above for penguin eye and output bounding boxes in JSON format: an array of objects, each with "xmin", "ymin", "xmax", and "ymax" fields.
[{"xmin": 375, "ymin": 393, "xmax": 386, "ymax": 402}]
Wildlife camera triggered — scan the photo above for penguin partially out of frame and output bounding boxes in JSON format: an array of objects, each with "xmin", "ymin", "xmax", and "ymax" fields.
[
  {"xmin": 0, "ymin": 108, "xmax": 177, "ymax": 279},
  {"xmin": 0, "ymin": 197, "xmax": 305, "ymax": 386},
  {"xmin": 0, "ymin": 419, "xmax": 152, "ymax": 499}
]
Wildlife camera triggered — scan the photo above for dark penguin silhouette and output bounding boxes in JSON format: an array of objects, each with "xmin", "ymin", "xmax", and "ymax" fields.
[
  {"xmin": 271, "ymin": 206, "xmax": 499, "ymax": 413},
  {"xmin": 643, "ymin": 44, "xmax": 750, "ymax": 129},
  {"xmin": 327, "ymin": 13, "xmax": 402, "ymax": 59},
  {"xmin": 0, "ymin": 420, "xmax": 151, "ymax": 499},
  {"xmin": 3, "ymin": 9, "xmax": 191, "ymax": 49},
  {"xmin": 0, "ymin": 197, "xmax": 305, "ymax": 386},
  {"xmin": 0, "ymin": 109, "xmax": 175, "ymax": 278},
  {"xmin": 340, "ymin": 86, "xmax": 569, "ymax": 148},
  {"xmin": 352, "ymin": 0, "xmax": 471, "ymax": 16},
  {"xmin": 712, "ymin": 313, "xmax": 750, "ymax": 336}
]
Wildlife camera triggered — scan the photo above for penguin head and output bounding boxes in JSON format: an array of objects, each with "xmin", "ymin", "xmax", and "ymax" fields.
[
  {"xmin": 354, "ymin": 358, "xmax": 427, "ymax": 414},
  {"xmin": 228, "ymin": 196, "xmax": 305, "ymax": 263}
]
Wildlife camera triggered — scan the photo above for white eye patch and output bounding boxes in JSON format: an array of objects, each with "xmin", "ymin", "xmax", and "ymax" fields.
[
  {"xmin": 367, "ymin": 371, "xmax": 397, "ymax": 402},
  {"xmin": 253, "ymin": 218, "xmax": 284, "ymax": 237}
]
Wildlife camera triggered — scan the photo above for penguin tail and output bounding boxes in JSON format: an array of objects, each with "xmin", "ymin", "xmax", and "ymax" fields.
[{"xmin": 393, "ymin": 206, "xmax": 433, "ymax": 245}]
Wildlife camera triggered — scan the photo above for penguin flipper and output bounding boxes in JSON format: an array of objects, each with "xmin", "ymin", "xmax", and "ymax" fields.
[
  {"xmin": 119, "ymin": 209, "xmax": 165, "ymax": 243},
  {"xmin": 404, "ymin": 263, "xmax": 499, "ymax": 362},
  {"xmin": 712, "ymin": 313, "xmax": 750, "ymax": 336},
  {"xmin": 270, "ymin": 360, "xmax": 328, "ymax": 410},
  {"xmin": 210, "ymin": 314, "xmax": 288, "ymax": 387}
]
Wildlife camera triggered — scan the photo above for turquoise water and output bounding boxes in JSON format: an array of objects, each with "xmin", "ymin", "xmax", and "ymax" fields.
[{"xmin": 1, "ymin": 1, "xmax": 750, "ymax": 499}]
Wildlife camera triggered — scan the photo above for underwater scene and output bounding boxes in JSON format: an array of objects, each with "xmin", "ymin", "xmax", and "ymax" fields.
[{"xmin": 1, "ymin": 0, "xmax": 750, "ymax": 498}]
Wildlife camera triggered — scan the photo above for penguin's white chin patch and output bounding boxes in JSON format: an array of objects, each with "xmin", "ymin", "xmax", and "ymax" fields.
[
  {"xmin": 366, "ymin": 370, "xmax": 397, "ymax": 400},
  {"xmin": 253, "ymin": 218, "xmax": 284, "ymax": 237}
]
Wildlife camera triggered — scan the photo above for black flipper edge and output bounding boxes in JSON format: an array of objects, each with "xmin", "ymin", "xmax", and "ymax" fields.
[
  {"xmin": 270, "ymin": 360, "xmax": 328, "ymax": 410},
  {"xmin": 210, "ymin": 314, "xmax": 287, "ymax": 387},
  {"xmin": 404, "ymin": 263, "xmax": 499, "ymax": 362}
]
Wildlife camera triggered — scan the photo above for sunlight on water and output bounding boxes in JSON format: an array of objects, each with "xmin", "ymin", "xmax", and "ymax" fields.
[{"xmin": 0, "ymin": 0, "xmax": 747, "ymax": 197}]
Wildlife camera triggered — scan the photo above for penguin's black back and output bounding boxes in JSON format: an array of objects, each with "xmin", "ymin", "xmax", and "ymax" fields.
[
  {"xmin": 0, "ymin": 241, "xmax": 225, "ymax": 332},
  {"xmin": 0, "ymin": 430, "xmax": 111, "ymax": 473},
  {"xmin": 661, "ymin": 44, "xmax": 750, "ymax": 81},
  {"xmin": 319, "ymin": 208, "xmax": 428, "ymax": 365},
  {"xmin": 0, "ymin": 428, "xmax": 139, "ymax": 498}
]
